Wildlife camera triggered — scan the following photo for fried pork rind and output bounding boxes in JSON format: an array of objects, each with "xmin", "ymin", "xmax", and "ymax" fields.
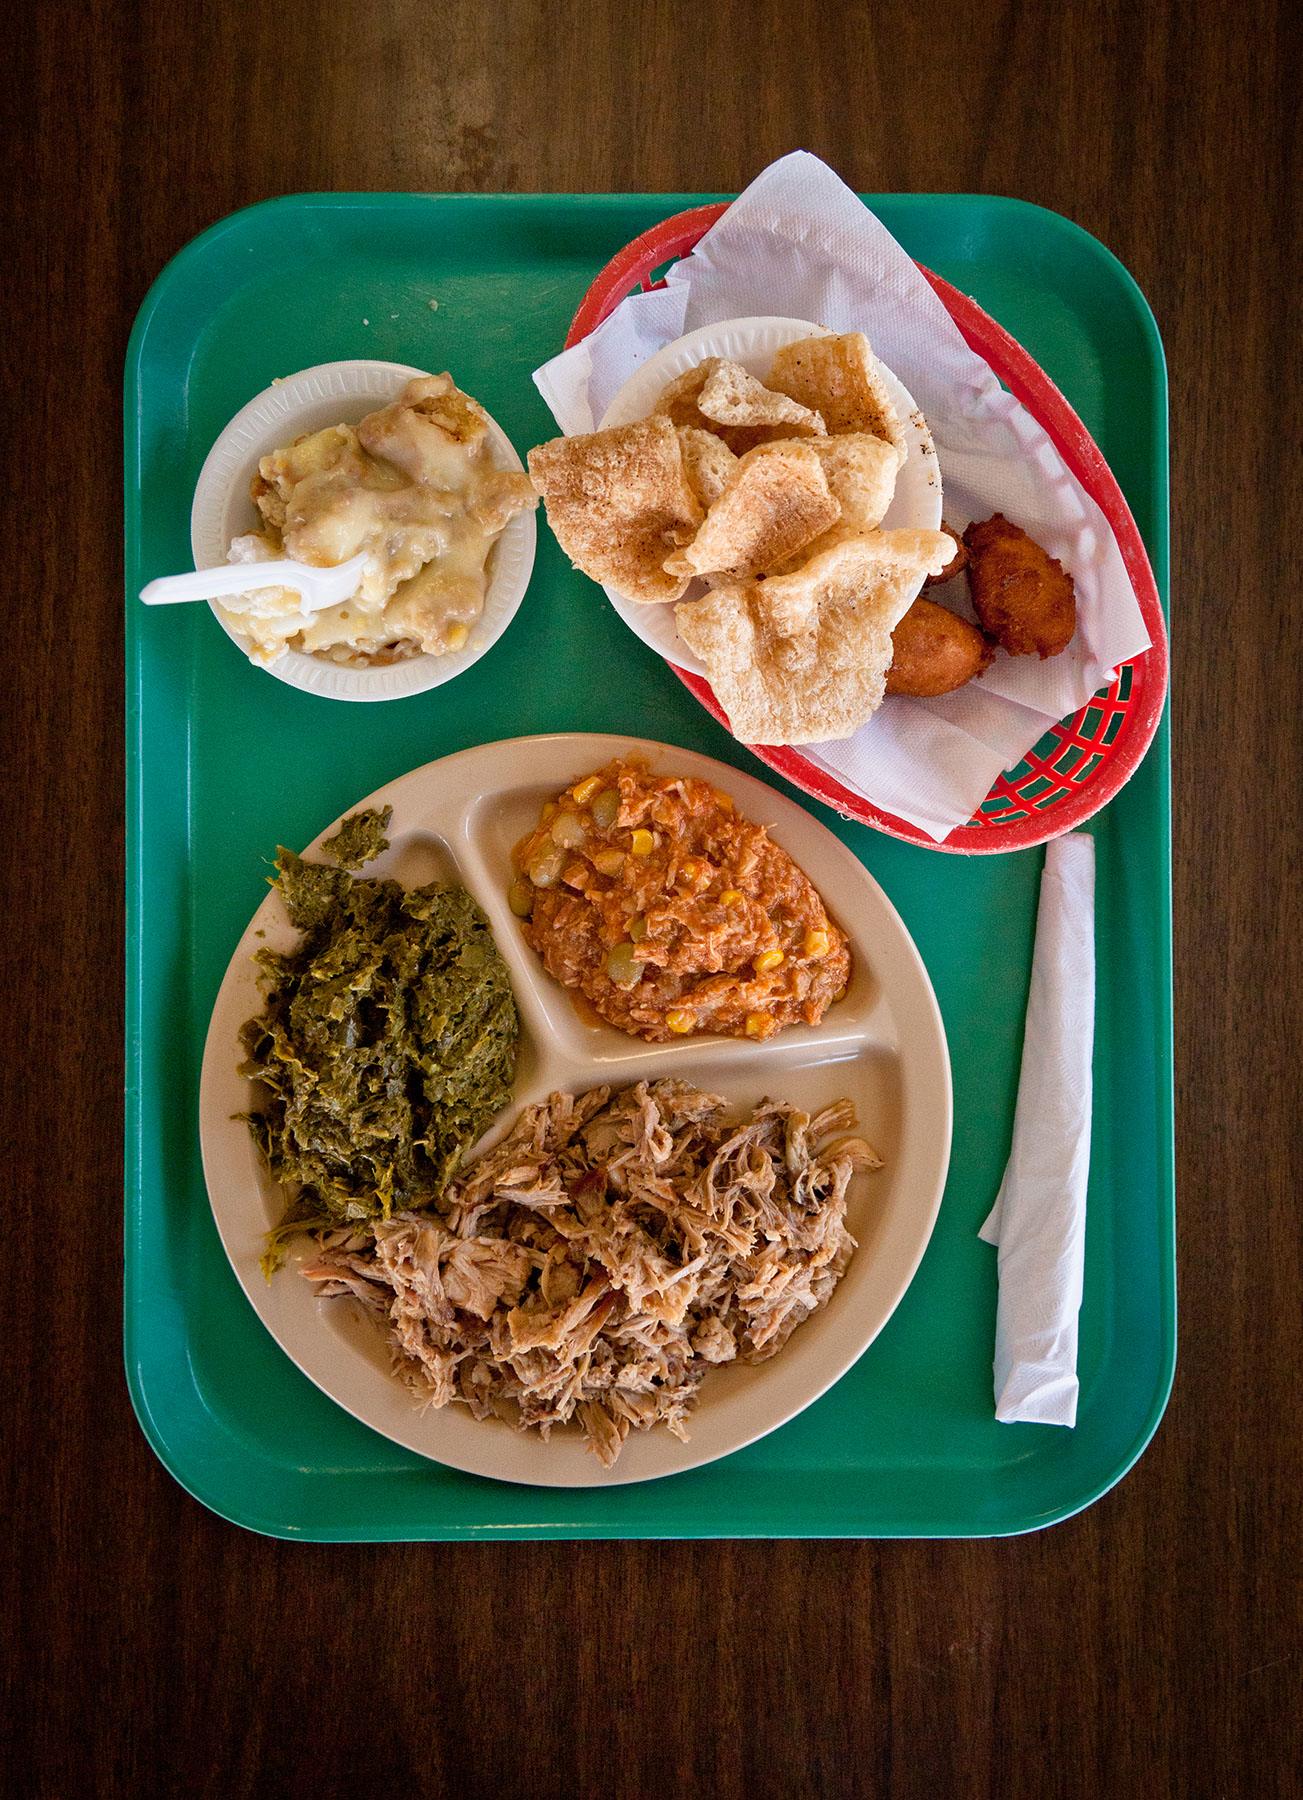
[
  {"xmin": 767, "ymin": 333, "xmax": 907, "ymax": 465},
  {"xmin": 651, "ymin": 358, "xmax": 725, "ymax": 431},
  {"xmin": 770, "ymin": 434, "xmax": 901, "ymax": 572},
  {"xmin": 528, "ymin": 417, "xmax": 704, "ymax": 605},
  {"xmin": 665, "ymin": 440, "xmax": 841, "ymax": 582},
  {"xmin": 676, "ymin": 425, "xmax": 739, "ymax": 509},
  {"xmin": 811, "ymin": 434, "xmax": 900, "ymax": 529},
  {"xmin": 653, "ymin": 358, "xmax": 825, "ymax": 454},
  {"xmin": 675, "ymin": 529, "xmax": 955, "ymax": 744},
  {"xmin": 697, "ymin": 360, "xmax": 826, "ymax": 442}
]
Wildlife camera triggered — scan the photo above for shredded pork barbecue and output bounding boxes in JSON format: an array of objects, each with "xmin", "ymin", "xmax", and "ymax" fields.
[{"xmin": 302, "ymin": 1079, "xmax": 881, "ymax": 1466}]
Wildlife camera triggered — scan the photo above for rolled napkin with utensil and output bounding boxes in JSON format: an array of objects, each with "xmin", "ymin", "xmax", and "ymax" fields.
[{"xmin": 979, "ymin": 830, "xmax": 1095, "ymax": 1425}]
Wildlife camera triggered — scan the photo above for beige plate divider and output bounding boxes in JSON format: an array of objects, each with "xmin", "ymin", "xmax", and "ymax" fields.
[{"xmin": 198, "ymin": 733, "xmax": 953, "ymax": 1487}]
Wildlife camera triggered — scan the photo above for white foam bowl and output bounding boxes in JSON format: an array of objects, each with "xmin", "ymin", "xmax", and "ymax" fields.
[
  {"xmin": 597, "ymin": 316, "xmax": 943, "ymax": 676},
  {"xmin": 190, "ymin": 360, "xmax": 537, "ymax": 702}
]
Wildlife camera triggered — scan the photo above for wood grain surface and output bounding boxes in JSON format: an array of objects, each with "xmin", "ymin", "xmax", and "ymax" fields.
[{"xmin": 4, "ymin": 0, "xmax": 1301, "ymax": 1794}]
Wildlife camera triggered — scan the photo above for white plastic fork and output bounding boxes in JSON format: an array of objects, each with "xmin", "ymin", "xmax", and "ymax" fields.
[{"xmin": 139, "ymin": 551, "xmax": 370, "ymax": 610}]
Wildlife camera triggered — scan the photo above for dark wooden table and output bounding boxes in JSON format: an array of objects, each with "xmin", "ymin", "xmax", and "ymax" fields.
[{"xmin": 6, "ymin": 1, "xmax": 1301, "ymax": 1794}]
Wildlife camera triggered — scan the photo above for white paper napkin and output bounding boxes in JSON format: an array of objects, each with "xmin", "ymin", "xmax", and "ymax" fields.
[
  {"xmin": 533, "ymin": 152, "xmax": 1151, "ymax": 840},
  {"xmin": 979, "ymin": 832, "xmax": 1095, "ymax": 1425}
]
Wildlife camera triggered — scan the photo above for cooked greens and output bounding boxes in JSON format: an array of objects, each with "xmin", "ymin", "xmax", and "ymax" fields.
[
  {"xmin": 238, "ymin": 809, "xmax": 518, "ymax": 1273},
  {"xmin": 321, "ymin": 807, "xmax": 392, "ymax": 871}
]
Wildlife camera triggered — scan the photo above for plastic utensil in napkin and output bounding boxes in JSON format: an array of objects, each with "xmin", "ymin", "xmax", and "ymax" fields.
[
  {"xmin": 533, "ymin": 152, "xmax": 1151, "ymax": 841},
  {"xmin": 979, "ymin": 831, "xmax": 1095, "ymax": 1425}
]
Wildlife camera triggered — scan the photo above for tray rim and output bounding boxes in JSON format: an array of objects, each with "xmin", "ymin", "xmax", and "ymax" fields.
[{"xmin": 124, "ymin": 188, "xmax": 1174, "ymax": 1540}]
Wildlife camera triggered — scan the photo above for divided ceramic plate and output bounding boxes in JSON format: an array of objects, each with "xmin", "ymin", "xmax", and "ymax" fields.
[
  {"xmin": 597, "ymin": 317, "xmax": 943, "ymax": 677},
  {"xmin": 198, "ymin": 733, "xmax": 952, "ymax": 1487}
]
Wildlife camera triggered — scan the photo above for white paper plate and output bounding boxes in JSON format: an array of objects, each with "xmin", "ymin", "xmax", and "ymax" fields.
[
  {"xmin": 190, "ymin": 360, "xmax": 537, "ymax": 702},
  {"xmin": 596, "ymin": 317, "xmax": 943, "ymax": 676},
  {"xmin": 199, "ymin": 734, "xmax": 952, "ymax": 1486}
]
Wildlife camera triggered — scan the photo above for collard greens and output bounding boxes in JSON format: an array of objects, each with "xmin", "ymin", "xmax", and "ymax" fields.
[{"xmin": 238, "ymin": 809, "xmax": 519, "ymax": 1271}]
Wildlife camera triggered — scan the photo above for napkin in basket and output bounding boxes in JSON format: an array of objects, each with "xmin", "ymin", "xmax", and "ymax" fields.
[{"xmin": 534, "ymin": 152, "xmax": 1151, "ymax": 841}]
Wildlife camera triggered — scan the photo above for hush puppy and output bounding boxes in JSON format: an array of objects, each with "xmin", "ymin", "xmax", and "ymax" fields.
[
  {"xmin": 885, "ymin": 598, "xmax": 995, "ymax": 697},
  {"xmin": 962, "ymin": 513, "xmax": 1076, "ymax": 658}
]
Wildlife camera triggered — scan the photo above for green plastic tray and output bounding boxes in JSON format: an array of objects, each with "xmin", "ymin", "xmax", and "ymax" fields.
[{"xmin": 125, "ymin": 192, "xmax": 1172, "ymax": 1539}]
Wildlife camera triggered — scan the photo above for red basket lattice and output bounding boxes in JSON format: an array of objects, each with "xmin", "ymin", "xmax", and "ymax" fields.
[{"xmin": 564, "ymin": 204, "xmax": 1168, "ymax": 854}]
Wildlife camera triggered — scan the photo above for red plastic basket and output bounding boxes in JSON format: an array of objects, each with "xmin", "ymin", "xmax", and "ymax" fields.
[{"xmin": 564, "ymin": 203, "xmax": 1168, "ymax": 854}]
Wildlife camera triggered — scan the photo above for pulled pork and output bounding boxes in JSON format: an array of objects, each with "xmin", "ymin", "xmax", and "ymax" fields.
[{"xmin": 302, "ymin": 1080, "xmax": 881, "ymax": 1467}]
